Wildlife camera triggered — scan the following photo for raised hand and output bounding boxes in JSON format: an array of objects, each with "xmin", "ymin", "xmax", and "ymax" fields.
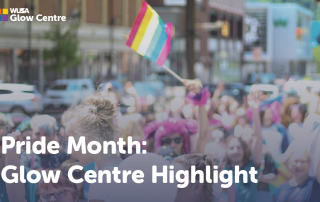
[
  {"xmin": 124, "ymin": 81, "xmax": 137, "ymax": 95},
  {"xmin": 182, "ymin": 79, "xmax": 203, "ymax": 94},
  {"xmin": 217, "ymin": 82, "xmax": 224, "ymax": 91},
  {"xmin": 248, "ymin": 90, "xmax": 260, "ymax": 109}
]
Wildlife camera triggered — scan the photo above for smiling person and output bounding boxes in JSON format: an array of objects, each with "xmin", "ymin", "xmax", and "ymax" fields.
[
  {"xmin": 224, "ymin": 90, "xmax": 263, "ymax": 202},
  {"xmin": 286, "ymin": 104, "xmax": 307, "ymax": 144},
  {"xmin": 273, "ymin": 112, "xmax": 320, "ymax": 202},
  {"xmin": 61, "ymin": 91, "xmax": 122, "ymax": 202},
  {"xmin": 260, "ymin": 103, "xmax": 289, "ymax": 158},
  {"xmin": 273, "ymin": 148, "xmax": 320, "ymax": 202}
]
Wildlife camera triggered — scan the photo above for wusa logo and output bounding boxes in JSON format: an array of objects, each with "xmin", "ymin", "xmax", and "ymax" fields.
[
  {"xmin": 0, "ymin": 8, "xmax": 9, "ymax": 21},
  {"xmin": 1, "ymin": 8, "xmax": 66, "ymax": 22}
]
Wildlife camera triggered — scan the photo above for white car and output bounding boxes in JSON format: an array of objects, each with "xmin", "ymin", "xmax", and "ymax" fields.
[
  {"xmin": 44, "ymin": 79, "xmax": 95, "ymax": 109},
  {"xmin": 0, "ymin": 83, "xmax": 43, "ymax": 114}
]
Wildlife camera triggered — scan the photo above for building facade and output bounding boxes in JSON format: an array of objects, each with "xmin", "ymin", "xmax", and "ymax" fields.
[
  {"xmin": 0, "ymin": 0, "xmax": 150, "ymax": 89},
  {"xmin": 148, "ymin": 0, "xmax": 245, "ymax": 83},
  {"xmin": 244, "ymin": 2, "xmax": 314, "ymax": 80}
]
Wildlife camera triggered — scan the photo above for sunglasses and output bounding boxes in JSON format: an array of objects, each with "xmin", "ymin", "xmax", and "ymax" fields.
[
  {"xmin": 161, "ymin": 137, "xmax": 183, "ymax": 145},
  {"xmin": 107, "ymin": 87, "xmax": 114, "ymax": 92},
  {"xmin": 38, "ymin": 190, "xmax": 67, "ymax": 202}
]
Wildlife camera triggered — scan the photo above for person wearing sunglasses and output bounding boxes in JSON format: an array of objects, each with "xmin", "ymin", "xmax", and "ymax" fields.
[
  {"xmin": 1, "ymin": 116, "xmax": 38, "ymax": 202},
  {"xmin": 143, "ymin": 79, "xmax": 210, "ymax": 155},
  {"xmin": 143, "ymin": 117, "xmax": 198, "ymax": 155},
  {"xmin": 36, "ymin": 172, "xmax": 79, "ymax": 202}
]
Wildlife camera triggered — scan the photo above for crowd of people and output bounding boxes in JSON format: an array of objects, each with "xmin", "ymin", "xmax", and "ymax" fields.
[{"xmin": 0, "ymin": 79, "xmax": 320, "ymax": 202}]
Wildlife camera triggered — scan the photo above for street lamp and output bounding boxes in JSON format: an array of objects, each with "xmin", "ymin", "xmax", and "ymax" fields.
[
  {"xmin": 25, "ymin": 0, "xmax": 34, "ymax": 84},
  {"xmin": 107, "ymin": 17, "xmax": 118, "ymax": 79}
]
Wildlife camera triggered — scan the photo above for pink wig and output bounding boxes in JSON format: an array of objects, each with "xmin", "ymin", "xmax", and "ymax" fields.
[
  {"xmin": 143, "ymin": 118, "xmax": 198, "ymax": 154},
  {"xmin": 246, "ymin": 101, "xmax": 281, "ymax": 124}
]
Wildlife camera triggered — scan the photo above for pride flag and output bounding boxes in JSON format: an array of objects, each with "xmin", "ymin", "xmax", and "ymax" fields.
[{"xmin": 126, "ymin": 1, "xmax": 172, "ymax": 66}]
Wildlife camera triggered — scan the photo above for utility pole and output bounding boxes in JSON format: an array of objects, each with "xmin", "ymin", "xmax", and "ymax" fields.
[
  {"xmin": 26, "ymin": 0, "xmax": 34, "ymax": 83},
  {"xmin": 186, "ymin": 0, "xmax": 195, "ymax": 79}
]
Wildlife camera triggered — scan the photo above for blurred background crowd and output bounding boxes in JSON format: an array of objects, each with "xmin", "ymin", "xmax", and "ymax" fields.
[{"xmin": 1, "ymin": 0, "xmax": 320, "ymax": 202}]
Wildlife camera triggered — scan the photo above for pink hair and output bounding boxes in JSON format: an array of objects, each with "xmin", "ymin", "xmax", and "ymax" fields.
[
  {"xmin": 246, "ymin": 101, "xmax": 281, "ymax": 124},
  {"xmin": 143, "ymin": 118, "xmax": 198, "ymax": 154}
]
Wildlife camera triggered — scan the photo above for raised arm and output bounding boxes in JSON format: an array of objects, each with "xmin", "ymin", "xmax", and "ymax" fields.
[
  {"xmin": 196, "ymin": 105, "xmax": 209, "ymax": 154},
  {"xmin": 248, "ymin": 90, "xmax": 263, "ymax": 166},
  {"xmin": 315, "ymin": 130, "xmax": 320, "ymax": 183},
  {"xmin": 211, "ymin": 83, "xmax": 223, "ymax": 109},
  {"xmin": 124, "ymin": 81, "xmax": 141, "ymax": 113},
  {"xmin": 183, "ymin": 79, "xmax": 209, "ymax": 154},
  {"xmin": 5, "ymin": 130, "xmax": 27, "ymax": 202}
]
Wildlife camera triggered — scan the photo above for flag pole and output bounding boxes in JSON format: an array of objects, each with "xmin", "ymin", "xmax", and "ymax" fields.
[
  {"xmin": 161, "ymin": 64, "xmax": 183, "ymax": 83},
  {"xmin": 123, "ymin": 35, "xmax": 184, "ymax": 83}
]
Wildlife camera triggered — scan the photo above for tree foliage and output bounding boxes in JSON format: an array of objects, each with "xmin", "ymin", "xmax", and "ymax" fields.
[
  {"xmin": 42, "ymin": 23, "xmax": 81, "ymax": 74},
  {"xmin": 313, "ymin": 46, "xmax": 320, "ymax": 72}
]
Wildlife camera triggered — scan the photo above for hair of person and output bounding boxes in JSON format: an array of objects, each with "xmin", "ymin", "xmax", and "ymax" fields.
[
  {"xmin": 36, "ymin": 172, "xmax": 78, "ymax": 200},
  {"xmin": 259, "ymin": 108, "xmax": 273, "ymax": 126},
  {"xmin": 59, "ymin": 159, "xmax": 81, "ymax": 171},
  {"xmin": 143, "ymin": 118, "xmax": 198, "ymax": 154},
  {"xmin": 297, "ymin": 104, "xmax": 307, "ymax": 122},
  {"xmin": 61, "ymin": 91, "xmax": 117, "ymax": 143},
  {"xmin": 59, "ymin": 160, "xmax": 85, "ymax": 200},
  {"xmin": 225, "ymin": 135, "xmax": 252, "ymax": 166},
  {"xmin": 30, "ymin": 115, "xmax": 57, "ymax": 137},
  {"xmin": 281, "ymin": 97, "xmax": 298, "ymax": 127},
  {"xmin": 121, "ymin": 120, "xmax": 144, "ymax": 143},
  {"xmin": 173, "ymin": 153, "xmax": 213, "ymax": 202},
  {"xmin": 0, "ymin": 114, "xmax": 12, "ymax": 135}
]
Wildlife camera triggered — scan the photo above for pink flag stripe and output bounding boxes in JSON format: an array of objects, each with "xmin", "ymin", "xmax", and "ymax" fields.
[
  {"xmin": 126, "ymin": 1, "xmax": 148, "ymax": 47},
  {"xmin": 156, "ymin": 23, "xmax": 173, "ymax": 66}
]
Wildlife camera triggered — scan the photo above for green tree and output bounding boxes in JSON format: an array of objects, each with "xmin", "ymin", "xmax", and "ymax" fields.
[
  {"xmin": 42, "ymin": 23, "xmax": 81, "ymax": 77},
  {"xmin": 313, "ymin": 46, "xmax": 320, "ymax": 72}
]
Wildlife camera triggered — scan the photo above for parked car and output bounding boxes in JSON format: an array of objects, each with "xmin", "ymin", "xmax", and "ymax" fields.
[
  {"xmin": 44, "ymin": 79, "xmax": 95, "ymax": 109},
  {"xmin": 0, "ymin": 83, "xmax": 43, "ymax": 114},
  {"xmin": 133, "ymin": 81, "xmax": 165, "ymax": 97}
]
